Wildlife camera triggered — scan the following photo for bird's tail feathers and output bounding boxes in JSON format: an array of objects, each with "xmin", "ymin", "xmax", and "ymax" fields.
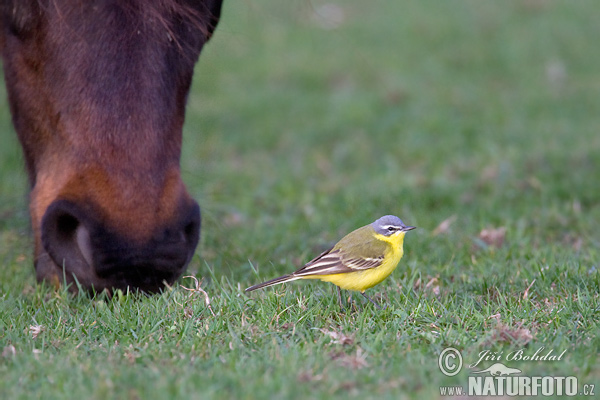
[{"xmin": 245, "ymin": 274, "xmax": 300, "ymax": 292}]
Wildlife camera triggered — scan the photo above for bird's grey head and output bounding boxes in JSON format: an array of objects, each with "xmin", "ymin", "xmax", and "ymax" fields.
[{"xmin": 371, "ymin": 215, "xmax": 416, "ymax": 236}]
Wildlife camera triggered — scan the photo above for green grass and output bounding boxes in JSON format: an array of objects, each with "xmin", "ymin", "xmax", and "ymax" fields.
[{"xmin": 1, "ymin": 0, "xmax": 599, "ymax": 398}]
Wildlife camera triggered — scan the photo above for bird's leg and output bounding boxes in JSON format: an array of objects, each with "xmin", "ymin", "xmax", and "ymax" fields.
[
  {"xmin": 337, "ymin": 286, "xmax": 345, "ymax": 311},
  {"xmin": 360, "ymin": 292, "xmax": 384, "ymax": 310}
]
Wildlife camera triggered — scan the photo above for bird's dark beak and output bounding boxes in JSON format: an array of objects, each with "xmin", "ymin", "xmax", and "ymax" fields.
[{"xmin": 402, "ymin": 226, "xmax": 416, "ymax": 232}]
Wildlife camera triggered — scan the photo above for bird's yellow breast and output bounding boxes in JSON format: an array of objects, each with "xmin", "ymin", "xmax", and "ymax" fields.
[{"xmin": 312, "ymin": 232, "xmax": 406, "ymax": 292}]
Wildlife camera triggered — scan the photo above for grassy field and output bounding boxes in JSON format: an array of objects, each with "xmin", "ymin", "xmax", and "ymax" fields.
[{"xmin": 1, "ymin": 0, "xmax": 599, "ymax": 398}]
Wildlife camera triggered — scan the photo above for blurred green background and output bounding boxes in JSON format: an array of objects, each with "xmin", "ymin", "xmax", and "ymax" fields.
[
  {"xmin": 184, "ymin": 0, "xmax": 599, "ymax": 279},
  {"xmin": 1, "ymin": 0, "xmax": 598, "ymax": 398}
]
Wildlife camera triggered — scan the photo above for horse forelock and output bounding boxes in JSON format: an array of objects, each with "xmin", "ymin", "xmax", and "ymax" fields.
[{"xmin": 1, "ymin": 0, "xmax": 221, "ymax": 42}]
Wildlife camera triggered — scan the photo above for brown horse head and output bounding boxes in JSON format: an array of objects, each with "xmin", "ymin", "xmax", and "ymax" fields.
[{"xmin": 0, "ymin": 0, "xmax": 223, "ymax": 292}]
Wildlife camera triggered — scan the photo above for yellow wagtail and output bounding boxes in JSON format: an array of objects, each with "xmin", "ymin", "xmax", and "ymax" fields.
[{"xmin": 245, "ymin": 215, "xmax": 415, "ymax": 308}]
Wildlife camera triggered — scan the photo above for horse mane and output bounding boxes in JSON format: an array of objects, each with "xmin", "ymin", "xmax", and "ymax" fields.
[
  {"xmin": 119, "ymin": 0, "xmax": 221, "ymax": 42},
  {"xmin": 0, "ymin": 0, "xmax": 40, "ymax": 35}
]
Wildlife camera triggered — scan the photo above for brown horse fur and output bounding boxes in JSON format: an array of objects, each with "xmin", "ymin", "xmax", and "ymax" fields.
[{"xmin": 0, "ymin": 0, "xmax": 223, "ymax": 292}]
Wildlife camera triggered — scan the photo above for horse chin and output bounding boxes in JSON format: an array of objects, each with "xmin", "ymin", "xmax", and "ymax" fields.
[{"xmin": 35, "ymin": 251, "xmax": 184, "ymax": 295}]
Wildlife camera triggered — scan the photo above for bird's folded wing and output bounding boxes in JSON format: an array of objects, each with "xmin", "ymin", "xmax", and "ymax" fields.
[{"xmin": 292, "ymin": 248, "xmax": 384, "ymax": 277}]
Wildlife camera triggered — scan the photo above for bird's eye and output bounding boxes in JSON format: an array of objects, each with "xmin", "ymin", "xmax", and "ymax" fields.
[{"xmin": 387, "ymin": 227, "xmax": 395, "ymax": 232}]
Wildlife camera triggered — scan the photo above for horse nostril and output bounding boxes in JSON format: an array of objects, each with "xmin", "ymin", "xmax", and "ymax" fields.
[
  {"xmin": 75, "ymin": 224, "xmax": 93, "ymax": 267},
  {"xmin": 41, "ymin": 200, "xmax": 94, "ymax": 274},
  {"xmin": 176, "ymin": 201, "xmax": 201, "ymax": 267},
  {"xmin": 54, "ymin": 212, "xmax": 78, "ymax": 239},
  {"xmin": 183, "ymin": 202, "xmax": 200, "ymax": 247},
  {"xmin": 50, "ymin": 210, "xmax": 94, "ymax": 267},
  {"xmin": 184, "ymin": 219, "xmax": 197, "ymax": 242}
]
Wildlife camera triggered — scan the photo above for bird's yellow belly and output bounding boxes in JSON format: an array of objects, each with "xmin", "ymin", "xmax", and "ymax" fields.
[{"xmin": 310, "ymin": 247, "xmax": 403, "ymax": 292}]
